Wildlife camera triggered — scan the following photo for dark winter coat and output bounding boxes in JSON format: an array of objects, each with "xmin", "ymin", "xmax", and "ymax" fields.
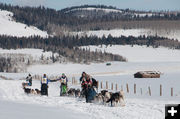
[
  {"xmin": 26, "ymin": 76, "xmax": 32, "ymax": 86},
  {"xmin": 86, "ymin": 87, "xmax": 97, "ymax": 103}
]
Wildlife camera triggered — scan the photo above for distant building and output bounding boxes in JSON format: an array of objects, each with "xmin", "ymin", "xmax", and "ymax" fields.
[{"xmin": 134, "ymin": 71, "xmax": 161, "ymax": 78}]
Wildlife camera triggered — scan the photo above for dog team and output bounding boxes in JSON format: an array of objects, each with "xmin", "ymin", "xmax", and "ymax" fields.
[{"xmin": 22, "ymin": 72, "xmax": 125, "ymax": 106}]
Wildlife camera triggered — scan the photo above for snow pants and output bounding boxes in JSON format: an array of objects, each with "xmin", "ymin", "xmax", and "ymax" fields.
[{"xmin": 41, "ymin": 84, "xmax": 48, "ymax": 96}]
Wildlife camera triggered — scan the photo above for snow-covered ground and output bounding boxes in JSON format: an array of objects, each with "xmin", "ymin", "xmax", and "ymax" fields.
[
  {"xmin": 0, "ymin": 78, "xmax": 180, "ymax": 119},
  {"xmin": 25, "ymin": 61, "xmax": 180, "ymax": 99},
  {"xmin": 81, "ymin": 45, "xmax": 180, "ymax": 62},
  {"xmin": 1, "ymin": 45, "xmax": 180, "ymax": 118},
  {"xmin": 0, "ymin": 100, "xmax": 89, "ymax": 119},
  {"xmin": 26, "ymin": 61, "xmax": 180, "ymax": 76},
  {"xmin": 0, "ymin": 9, "xmax": 48, "ymax": 37},
  {"xmin": 25, "ymin": 45, "xmax": 180, "ymax": 78},
  {"xmin": 74, "ymin": 29, "xmax": 180, "ymax": 41}
]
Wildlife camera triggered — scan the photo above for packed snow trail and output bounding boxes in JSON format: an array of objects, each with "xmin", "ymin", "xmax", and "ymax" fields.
[
  {"xmin": 0, "ymin": 79, "xmax": 179, "ymax": 119},
  {"xmin": 0, "ymin": 100, "xmax": 89, "ymax": 119}
]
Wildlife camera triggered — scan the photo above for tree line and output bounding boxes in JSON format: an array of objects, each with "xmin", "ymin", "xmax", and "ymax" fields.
[
  {"xmin": 0, "ymin": 34, "xmax": 179, "ymax": 62},
  {"xmin": 0, "ymin": 35, "xmax": 127, "ymax": 64},
  {"xmin": 1, "ymin": 34, "xmax": 179, "ymax": 49}
]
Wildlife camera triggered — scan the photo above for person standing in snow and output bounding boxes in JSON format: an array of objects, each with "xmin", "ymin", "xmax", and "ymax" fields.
[
  {"xmin": 22, "ymin": 74, "xmax": 32, "ymax": 87},
  {"xmin": 41, "ymin": 74, "xmax": 50, "ymax": 96},
  {"xmin": 83, "ymin": 75, "xmax": 96, "ymax": 103},
  {"xmin": 26, "ymin": 74, "xmax": 32, "ymax": 86},
  {"xmin": 80, "ymin": 72, "xmax": 88, "ymax": 91},
  {"xmin": 58, "ymin": 73, "xmax": 68, "ymax": 96},
  {"xmin": 79, "ymin": 72, "xmax": 87, "ymax": 83}
]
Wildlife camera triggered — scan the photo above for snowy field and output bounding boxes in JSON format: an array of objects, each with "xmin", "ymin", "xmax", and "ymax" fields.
[
  {"xmin": 26, "ymin": 61, "xmax": 180, "ymax": 76},
  {"xmin": 0, "ymin": 100, "xmax": 88, "ymax": 119},
  {"xmin": 1, "ymin": 61, "xmax": 180, "ymax": 119},
  {"xmin": 0, "ymin": 9, "xmax": 48, "ymax": 37},
  {"xmin": 0, "ymin": 45, "xmax": 180, "ymax": 118},
  {"xmin": 26, "ymin": 45, "xmax": 180, "ymax": 76},
  {"xmin": 81, "ymin": 45, "xmax": 180, "ymax": 62},
  {"xmin": 1, "ymin": 78, "xmax": 180, "ymax": 119},
  {"xmin": 75, "ymin": 29, "xmax": 180, "ymax": 41}
]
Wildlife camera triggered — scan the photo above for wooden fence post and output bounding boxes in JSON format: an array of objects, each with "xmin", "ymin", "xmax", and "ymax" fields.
[
  {"xmin": 148, "ymin": 86, "xmax": 151, "ymax": 96},
  {"xmin": 75, "ymin": 79, "xmax": 77, "ymax": 85},
  {"xmin": 106, "ymin": 81, "xmax": 108, "ymax": 90},
  {"xmin": 171, "ymin": 88, "xmax": 173, "ymax": 97},
  {"xmin": 116, "ymin": 84, "xmax": 118, "ymax": 91},
  {"xmin": 111, "ymin": 83, "xmax": 113, "ymax": 90},
  {"xmin": 126, "ymin": 84, "xmax": 129, "ymax": 93},
  {"xmin": 101, "ymin": 82, "xmax": 103, "ymax": 89},
  {"xmin": 134, "ymin": 84, "xmax": 136, "ymax": 94},
  {"xmin": 97, "ymin": 81, "xmax": 99, "ymax": 89},
  {"xmin": 160, "ymin": 85, "xmax": 162, "ymax": 96}
]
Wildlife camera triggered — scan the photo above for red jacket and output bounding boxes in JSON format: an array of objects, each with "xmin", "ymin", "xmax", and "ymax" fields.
[{"xmin": 82, "ymin": 79, "xmax": 92, "ymax": 89}]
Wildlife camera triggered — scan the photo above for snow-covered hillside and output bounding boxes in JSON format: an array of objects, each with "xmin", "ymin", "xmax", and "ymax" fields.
[
  {"xmin": 75, "ymin": 29, "xmax": 180, "ymax": 41},
  {"xmin": 0, "ymin": 9, "xmax": 48, "ymax": 37},
  {"xmin": 65, "ymin": 7, "xmax": 123, "ymax": 13},
  {"xmin": 81, "ymin": 45, "xmax": 180, "ymax": 62},
  {"xmin": 63, "ymin": 6, "xmax": 165, "ymax": 19}
]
